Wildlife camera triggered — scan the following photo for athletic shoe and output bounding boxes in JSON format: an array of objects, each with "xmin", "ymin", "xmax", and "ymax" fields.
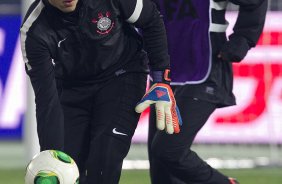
[{"xmin": 229, "ymin": 177, "xmax": 240, "ymax": 184}]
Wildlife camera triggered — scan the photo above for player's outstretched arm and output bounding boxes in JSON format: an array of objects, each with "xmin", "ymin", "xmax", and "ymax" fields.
[
  {"xmin": 118, "ymin": 0, "xmax": 182, "ymax": 133},
  {"xmin": 20, "ymin": 34, "xmax": 64, "ymax": 150}
]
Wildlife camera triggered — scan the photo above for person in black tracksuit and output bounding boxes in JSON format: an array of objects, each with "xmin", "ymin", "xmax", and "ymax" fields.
[
  {"xmin": 148, "ymin": 0, "xmax": 268, "ymax": 184},
  {"xmin": 20, "ymin": 0, "xmax": 176, "ymax": 183}
]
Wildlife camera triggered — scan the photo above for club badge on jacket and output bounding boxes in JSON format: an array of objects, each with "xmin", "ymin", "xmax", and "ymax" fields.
[{"xmin": 92, "ymin": 11, "xmax": 115, "ymax": 35}]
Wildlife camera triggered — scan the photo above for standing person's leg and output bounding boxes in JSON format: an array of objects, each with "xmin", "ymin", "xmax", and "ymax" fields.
[
  {"xmin": 151, "ymin": 92, "xmax": 231, "ymax": 184},
  {"xmin": 61, "ymin": 84, "xmax": 93, "ymax": 184},
  {"xmin": 148, "ymin": 105, "xmax": 176, "ymax": 184},
  {"xmin": 148, "ymin": 86, "xmax": 189, "ymax": 184},
  {"xmin": 86, "ymin": 73, "xmax": 147, "ymax": 184}
]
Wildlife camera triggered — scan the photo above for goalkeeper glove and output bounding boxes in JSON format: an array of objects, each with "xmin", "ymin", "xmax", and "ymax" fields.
[{"xmin": 135, "ymin": 69, "xmax": 182, "ymax": 134}]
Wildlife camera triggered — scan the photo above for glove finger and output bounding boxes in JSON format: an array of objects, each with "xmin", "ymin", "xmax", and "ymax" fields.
[
  {"xmin": 172, "ymin": 110, "xmax": 180, "ymax": 133},
  {"xmin": 155, "ymin": 102, "xmax": 166, "ymax": 131},
  {"xmin": 165, "ymin": 106, "xmax": 174, "ymax": 134},
  {"xmin": 176, "ymin": 105, "xmax": 183, "ymax": 126},
  {"xmin": 171, "ymin": 107, "xmax": 180, "ymax": 134},
  {"xmin": 135, "ymin": 100, "xmax": 154, "ymax": 113}
]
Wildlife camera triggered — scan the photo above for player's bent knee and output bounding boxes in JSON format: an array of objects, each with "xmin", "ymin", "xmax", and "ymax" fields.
[{"xmin": 151, "ymin": 142, "xmax": 193, "ymax": 166}]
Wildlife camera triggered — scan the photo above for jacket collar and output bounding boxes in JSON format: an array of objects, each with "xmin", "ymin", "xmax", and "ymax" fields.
[{"xmin": 42, "ymin": 0, "xmax": 79, "ymax": 25}]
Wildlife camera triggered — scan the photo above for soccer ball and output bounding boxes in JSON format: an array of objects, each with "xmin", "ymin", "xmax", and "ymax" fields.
[{"xmin": 25, "ymin": 150, "xmax": 79, "ymax": 184}]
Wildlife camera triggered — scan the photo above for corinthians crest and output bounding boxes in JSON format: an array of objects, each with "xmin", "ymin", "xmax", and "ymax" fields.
[{"xmin": 92, "ymin": 11, "xmax": 115, "ymax": 35}]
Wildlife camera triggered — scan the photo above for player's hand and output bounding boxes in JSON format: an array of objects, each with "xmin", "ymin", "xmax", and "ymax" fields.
[
  {"xmin": 135, "ymin": 83, "xmax": 182, "ymax": 134},
  {"xmin": 218, "ymin": 35, "xmax": 250, "ymax": 62}
]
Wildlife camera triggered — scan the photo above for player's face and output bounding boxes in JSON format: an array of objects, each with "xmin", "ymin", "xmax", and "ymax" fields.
[{"xmin": 48, "ymin": 0, "xmax": 79, "ymax": 13}]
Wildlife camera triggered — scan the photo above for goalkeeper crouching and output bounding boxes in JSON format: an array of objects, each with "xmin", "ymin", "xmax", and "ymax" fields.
[{"xmin": 20, "ymin": 0, "xmax": 181, "ymax": 183}]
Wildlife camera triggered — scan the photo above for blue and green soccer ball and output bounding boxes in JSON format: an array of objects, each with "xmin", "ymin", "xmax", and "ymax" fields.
[{"xmin": 25, "ymin": 150, "xmax": 79, "ymax": 184}]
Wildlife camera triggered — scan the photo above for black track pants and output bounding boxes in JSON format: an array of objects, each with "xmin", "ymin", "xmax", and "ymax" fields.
[
  {"xmin": 148, "ymin": 91, "xmax": 231, "ymax": 184},
  {"xmin": 61, "ymin": 73, "xmax": 147, "ymax": 184}
]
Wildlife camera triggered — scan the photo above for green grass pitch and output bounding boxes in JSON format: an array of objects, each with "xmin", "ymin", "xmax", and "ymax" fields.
[{"xmin": 0, "ymin": 168, "xmax": 281, "ymax": 184}]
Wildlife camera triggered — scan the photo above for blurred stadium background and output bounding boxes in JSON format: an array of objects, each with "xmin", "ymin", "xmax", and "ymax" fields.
[{"xmin": 0, "ymin": 0, "xmax": 282, "ymax": 183}]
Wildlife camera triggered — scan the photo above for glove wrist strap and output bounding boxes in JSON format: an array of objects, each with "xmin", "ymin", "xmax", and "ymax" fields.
[{"xmin": 150, "ymin": 69, "xmax": 171, "ymax": 84}]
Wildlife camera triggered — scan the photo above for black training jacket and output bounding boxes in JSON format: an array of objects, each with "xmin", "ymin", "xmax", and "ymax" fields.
[{"xmin": 20, "ymin": 0, "xmax": 169, "ymax": 140}]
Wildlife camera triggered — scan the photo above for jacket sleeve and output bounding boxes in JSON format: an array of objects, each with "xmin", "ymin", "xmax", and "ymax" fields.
[
  {"xmin": 22, "ymin": 35, "xmax": 64, "ymax": 150},
  {"xmin": 117, "ymin": 0, "xmax": 170, "ymax": 71},
  {"xmin": 229, "ymin": 0, "xmax": 268, "ymax": 47},
  {"xmin": 220, "ymin": 0, "xmax": 268, "ymax": 62}
]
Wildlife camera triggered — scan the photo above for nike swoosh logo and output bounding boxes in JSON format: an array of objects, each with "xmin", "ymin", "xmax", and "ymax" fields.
[
  {"xmin": 112, "ymin": 128, "xmax": 128, "ymax": 136},
  {"xmin": 57, "ymin": 38, "xmax": 67, "ymax": 48}
]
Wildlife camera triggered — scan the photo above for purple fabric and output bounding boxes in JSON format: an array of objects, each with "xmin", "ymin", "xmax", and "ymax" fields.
[{"xmin": 156, "ymin": 0, "xmax": 211, "ymax": 83}]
